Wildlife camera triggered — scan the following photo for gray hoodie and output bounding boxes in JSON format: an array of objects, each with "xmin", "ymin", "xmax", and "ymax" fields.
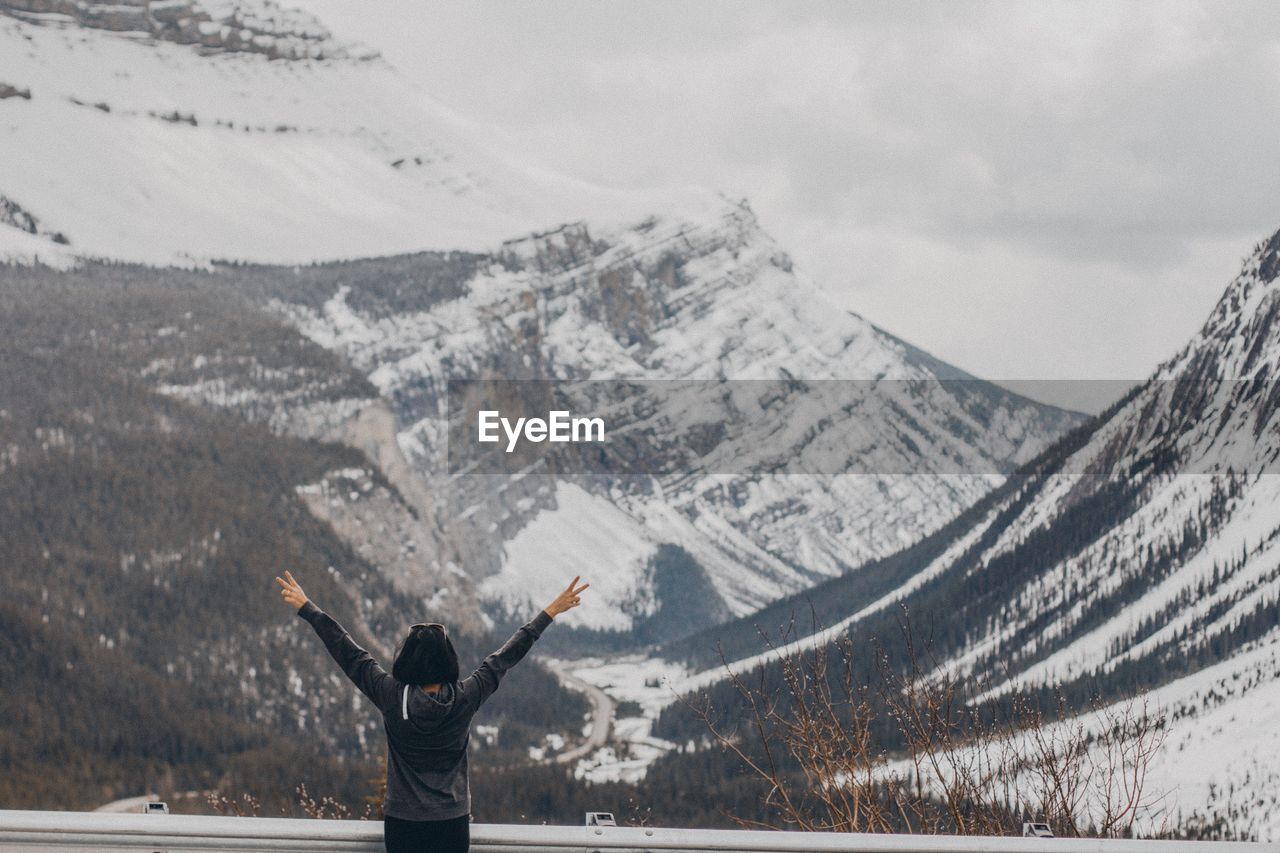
[{"xmin": 297, "ymin": 601, "xmax": 554, "ymax": 820}]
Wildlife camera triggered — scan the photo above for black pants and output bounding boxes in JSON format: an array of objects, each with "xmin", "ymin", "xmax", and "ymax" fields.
[{"xmin": 383, "ymin": 814, "xmax": 470, "ymax": 853}]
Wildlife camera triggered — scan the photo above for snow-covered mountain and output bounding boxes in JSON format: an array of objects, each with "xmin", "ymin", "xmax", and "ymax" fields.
[
  {"xmin": 277, "ymin": 205, "xmax": 1080, "ymax": 634},
  {"xmin": 11, "ymin": 1, "xmax": 1279, "ymax": 834},
  {"xmin": 0, "ymin": 0, "xmax": 1081, "ymax": 641},
  {"xmin": 0, "ymin": 0, "xmax": 715, "ymax": 263},
  {"xmin": 953, "ymin": 230, "xmax": 1280, "ymax": 837},
  {"xmin": 663, "ymin": 228, "xmax": 1280, "ymax": 837}
]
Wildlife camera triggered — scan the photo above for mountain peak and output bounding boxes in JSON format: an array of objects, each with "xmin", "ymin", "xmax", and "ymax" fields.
[{"xmin": 1158, "ymin": 227, "xmax": 1280, "ymax": 383}]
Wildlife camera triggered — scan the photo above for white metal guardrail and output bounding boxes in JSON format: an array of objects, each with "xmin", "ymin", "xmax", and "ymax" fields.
[{"xmin": 0, "ymin": 810, "xmax": 1275, "ymax": 853}]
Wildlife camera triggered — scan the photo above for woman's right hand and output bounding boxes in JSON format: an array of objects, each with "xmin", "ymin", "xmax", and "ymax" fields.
[{"xmin": 545, "ymin": 576, "xmax": 589, "ymax": 618}]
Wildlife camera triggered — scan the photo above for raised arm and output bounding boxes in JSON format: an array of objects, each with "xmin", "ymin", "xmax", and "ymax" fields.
[
  {"xmin": 276, "ymin": 571, "xmax": 398, "ymax": 714},
  {"xmin": 461, "ymin": 576, "xmax": 589, "ymax": 709}
]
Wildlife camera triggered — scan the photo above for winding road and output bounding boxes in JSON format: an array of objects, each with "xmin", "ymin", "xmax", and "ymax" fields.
[{"xmin": 549, "ymin": 663, "xmax": 615, "ymax": 765}]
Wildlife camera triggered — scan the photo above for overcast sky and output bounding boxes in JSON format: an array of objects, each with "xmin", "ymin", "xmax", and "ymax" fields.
[{"xmin": 295, "ymin": 1, "xmax": 1280, "ymax": 413}]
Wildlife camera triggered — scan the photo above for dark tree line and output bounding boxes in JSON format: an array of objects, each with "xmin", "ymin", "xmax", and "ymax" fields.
[{"xmin": 0, "ymin": 260, "xmax": 585, "ymax": 810}]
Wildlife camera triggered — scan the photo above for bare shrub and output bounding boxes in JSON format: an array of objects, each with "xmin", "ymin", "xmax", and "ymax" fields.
[
  {"xmin": 683, "ymin": 608, "xmax": 1168, "ymax": 837},
  {"xmin": 205, "ymin": 779, "xmax": 380, "ymax": 820},
  {"xmin": 296, "ymin": 782, "xmax": 380, "ymax": 820},
  {"xmin": 207, "ymin": 792, "xmax": 263, "ymax": 817}
]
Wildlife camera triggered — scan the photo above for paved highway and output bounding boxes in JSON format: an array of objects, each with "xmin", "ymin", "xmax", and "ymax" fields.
[{"xmin": 548, "ymin": 663, "xmax": 615, "ymax": 765}]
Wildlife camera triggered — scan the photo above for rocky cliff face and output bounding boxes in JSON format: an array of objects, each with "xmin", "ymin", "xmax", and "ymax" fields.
[
  {"xmin": 278, "ymin": 202, "xmax": 1081, "ymax": 637},
  {"xmin": 0, "ymin": 0, "xmax": 367, "ymax": 60}
]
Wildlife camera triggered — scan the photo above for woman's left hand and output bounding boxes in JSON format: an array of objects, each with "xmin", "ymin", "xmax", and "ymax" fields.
[
  {"xmin": 275, "ymin": 570, "xmax": 309, "ymax": 611},
  {"xmin": 545, "ymin": 576, "xmax": 589, "ymax": 618}
]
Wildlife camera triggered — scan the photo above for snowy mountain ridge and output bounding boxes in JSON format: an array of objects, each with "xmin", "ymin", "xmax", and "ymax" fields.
[
  {"xmin": 650, "ymin": 226, "xmax": 1280, "ymax": 836},
  {"xmin": 0, "ymin": 0, "xmax": 366, "ymax": 60},
  {"xmin": 277, "ymin": 199, "xmax": 1081, "ymax": 632},
  {"xmin": 0, "ymin": 6, "xmax": 721, "ymax": 264}
]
